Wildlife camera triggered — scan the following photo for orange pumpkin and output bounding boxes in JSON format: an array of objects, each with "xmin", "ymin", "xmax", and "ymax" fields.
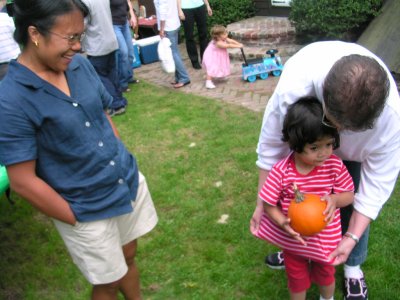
[{"xmin": 287, "ymin": 184, "xmax": 327, "ymax": 236}]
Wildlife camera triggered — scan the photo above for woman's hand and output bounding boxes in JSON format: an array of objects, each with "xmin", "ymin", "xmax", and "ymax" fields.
[
  {"xmin": 206, "ymin": 5, "xmax": 212, "ymax": 16},
  {"xmin": 321, "ymin": 194, "xmax": 337, "ymax": 224},
  {"xmin": 178, "ymin": 9, "xmax": 185, "ymax": 20}
]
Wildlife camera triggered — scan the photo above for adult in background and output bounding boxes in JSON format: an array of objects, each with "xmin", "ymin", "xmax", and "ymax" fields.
[
  {"xmin": 81, "ymin": 0, "xmax": 128, "ymax": 116},
  {"xmin": 110, "ymin": 0, "xmax": 139, "ymax": 93},
  {"xmin": 178, "ymin": 0, "xmax": 212, "ymax": 70},
  {"xmin": 0, "ymin": 0, "xmax": 158, "ymax": 299},
  {"xmin": 154, "ymin": 0, "xmax": 190, "ymax": 88},
  {"xmin": 250, "ymin": 41, "xmax": 400, "ymax": 300},
  {"xmin": 0, "ymin": 3, "xmax": 20, "ymax": 80}
]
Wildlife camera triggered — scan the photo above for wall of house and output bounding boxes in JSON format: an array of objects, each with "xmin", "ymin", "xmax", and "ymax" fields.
[{"xmin": 254, "ymin": 0, "xmax": 291, "ymax": 16}]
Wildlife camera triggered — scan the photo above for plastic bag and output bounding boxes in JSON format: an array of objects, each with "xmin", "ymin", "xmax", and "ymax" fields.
[{"xmin": 157, "ymin": 37, "xmax": 175, "ymax": 73}]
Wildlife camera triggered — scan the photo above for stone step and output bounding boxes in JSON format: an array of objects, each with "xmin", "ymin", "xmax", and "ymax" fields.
[
  {"xmin": 226, "ymin": 16, "xmax": 304, "ymax": 62},
  {"xmin": 228, "ymin": 44, "xmax": 304, "ymax": 62},
  {"xmin": 227, "ymin": 16, "xmax": 297, "ymax": 46}
]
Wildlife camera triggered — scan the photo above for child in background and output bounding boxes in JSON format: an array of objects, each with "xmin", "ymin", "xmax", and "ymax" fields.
[
  {"xmin": 201, "ymin": 25, "xmax": 243, "ymax": 89},
  {"xmin": 253, "ymin": 97, "xmax": 355, "ymax": 300}
]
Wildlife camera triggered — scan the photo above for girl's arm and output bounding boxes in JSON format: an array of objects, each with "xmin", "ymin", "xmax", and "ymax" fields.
[
  {"xmin": 226, "ymin": 37, "xmax": 243, "ymax": 47},
  {"xmin": 215, "ymin": 38, "xmax": 243, "ymax": 49},
  {"xmin": 322, "ymin": 191, "xmax": 354, "ymax": 223},
  {"xmin": 263, "ymin": 201, "xmax": 306, "ymax": 245}
]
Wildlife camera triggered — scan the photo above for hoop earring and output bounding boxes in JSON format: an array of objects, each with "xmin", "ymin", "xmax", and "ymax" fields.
[{"xmin": 34, "ymin": 41, "xmax": 39, "ymax": 47}]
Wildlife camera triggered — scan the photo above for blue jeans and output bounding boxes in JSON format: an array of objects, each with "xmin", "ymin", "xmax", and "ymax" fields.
[
  {"xmin": 87, "ymin": 51, "xmax": 127, "ymax": 109},
  {"xmin": 165, "ymin": 29, "xmax": 190, "ymax": 84},
  {"xmin": 342, "ymin": 161, "xmax": 369, "ymax": 266},
  {"xmin": 113, "ymin": 22, "xmax": 135, "ymax": 91}
]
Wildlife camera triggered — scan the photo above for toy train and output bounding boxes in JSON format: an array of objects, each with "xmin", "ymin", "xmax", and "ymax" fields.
[{"xmin": 241, "ymin": 48, "xmax": 283, "ymax": 82}]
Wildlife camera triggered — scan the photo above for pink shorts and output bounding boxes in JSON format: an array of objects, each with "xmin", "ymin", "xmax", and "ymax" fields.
[{"xmin": 283, "ymin": 251, "xmax": 335, "ymax": 293}]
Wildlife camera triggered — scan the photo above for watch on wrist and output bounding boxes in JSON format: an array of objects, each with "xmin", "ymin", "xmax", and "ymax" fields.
[{"xmin": 344, "ymin": 232, "xmax": 359, "ymax": 243}]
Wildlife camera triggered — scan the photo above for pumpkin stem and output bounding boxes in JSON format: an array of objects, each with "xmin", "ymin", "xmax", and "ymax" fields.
[{"xmin": 293, "ymin": 183, "xmax": 304, "ymax": 203}]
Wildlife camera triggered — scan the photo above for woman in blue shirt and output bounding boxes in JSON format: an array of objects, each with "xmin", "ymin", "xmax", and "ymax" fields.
[{"xmin": 0, "ymin": 0, "xmax": 158, "ymax": 298}]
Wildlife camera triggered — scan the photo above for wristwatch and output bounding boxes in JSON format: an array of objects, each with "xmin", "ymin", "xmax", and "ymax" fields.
[{"xmin": 344, "ymin": 232, "xmax": 359, "ymax": 243}]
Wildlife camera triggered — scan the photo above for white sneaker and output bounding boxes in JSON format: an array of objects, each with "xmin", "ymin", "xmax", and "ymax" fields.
[{"xmin": 205, "ymin": 80, "xmax": 216, "ymax": 89}]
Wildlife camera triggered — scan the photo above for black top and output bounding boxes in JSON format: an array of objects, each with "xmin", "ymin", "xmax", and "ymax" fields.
[{"xmin": 110, "ymin": 0, "xmax": 129, "ymax": 25}]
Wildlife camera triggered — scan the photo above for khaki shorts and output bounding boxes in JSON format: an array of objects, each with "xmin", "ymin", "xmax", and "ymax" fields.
[{"xmin": 53, "ymin": 172, "xmax": 158, "ymax": 284}]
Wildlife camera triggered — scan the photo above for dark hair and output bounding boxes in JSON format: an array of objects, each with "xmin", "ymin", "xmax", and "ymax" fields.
[
  {"xmin": 282, "ymin": 96, "xmax": 340, "ymax": 153},
  {"xmin": 13, "ymin": 0, "xmax": 89, "ymax": 46},
  {"xmin": 323, "ymin": 54, "xmax": 390, "ymax": 131}
]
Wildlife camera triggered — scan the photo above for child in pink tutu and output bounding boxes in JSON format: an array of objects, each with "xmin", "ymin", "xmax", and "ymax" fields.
[{"xmin": 202, "ymin": 25, "xmax": 243, "ymax": 89}]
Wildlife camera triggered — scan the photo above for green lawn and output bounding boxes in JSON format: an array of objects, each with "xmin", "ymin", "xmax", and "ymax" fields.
[{"xmin": 0, "ymin": 81, "xmax": 399, "ymax": 299}]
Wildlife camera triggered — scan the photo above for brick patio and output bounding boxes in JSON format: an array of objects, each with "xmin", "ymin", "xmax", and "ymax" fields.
[{"xmin": 134, "ymin": 16, "xmax": 304, "ymax": 113}]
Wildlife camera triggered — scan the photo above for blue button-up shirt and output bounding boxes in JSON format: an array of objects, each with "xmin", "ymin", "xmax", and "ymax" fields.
[{"xmin": 0, "ymin": 55, "xmax": 138, "ymax": 222}]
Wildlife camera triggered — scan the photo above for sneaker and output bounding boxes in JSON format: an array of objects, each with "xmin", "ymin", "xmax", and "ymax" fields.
[
  {"xmin": 107, "ymin": 106, "xmax": 126, "ymax": 117},
  {"xmin": 205, "ymin": 80, "xmax": 216, "ymax": 89},
  {"xmin": 265, "ymin": 251, "xmax": 285, "ymax": 270},
  {"xmin": 106, "ymin": 108, "xmax": 115, "ymax": 117},
  {"xmin": 343, "ymin": 277, "xmax": 368, "ymax": 300}
]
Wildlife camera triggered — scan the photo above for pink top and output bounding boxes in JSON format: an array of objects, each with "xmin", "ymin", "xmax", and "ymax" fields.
[
  {"xmin": 201, "ymin": 41, "xmax": 231, "ymax": 78},
  {"xmin": 254, "ymin": 153, "xmax": 354, "ymax": 263}
]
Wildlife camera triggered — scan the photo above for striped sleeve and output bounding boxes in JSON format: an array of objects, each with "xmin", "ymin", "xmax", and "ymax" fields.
[
  {"xmin": 332, "ymin": 156, "xmax": 355, "ymax": 193},
  {"xmin": 258, "ymin": 157, "xmax": 290, "ymax": 206}
]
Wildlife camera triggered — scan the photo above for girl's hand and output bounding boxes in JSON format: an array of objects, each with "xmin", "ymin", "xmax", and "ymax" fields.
[
  {"xmin": 321, "ymin": 194, "xmax": 337, "ymax": 224},
  {"xmin": 281, "ymin": 218, "xmax": 307, "ymax": 246}
]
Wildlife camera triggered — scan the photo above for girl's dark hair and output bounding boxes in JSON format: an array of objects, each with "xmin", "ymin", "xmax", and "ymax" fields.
[
  {"xmin": 282, "ymin": 96, "xmax": 340, "ymax": 153},
  {"xmin": 13, "ymin": 0, "xmax": 89, "ymax": 46}
]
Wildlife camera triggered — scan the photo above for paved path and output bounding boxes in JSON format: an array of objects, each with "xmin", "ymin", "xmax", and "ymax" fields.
[{"xmin": 134, "ymin": 44, "xmax": 283, "ymax": 113}]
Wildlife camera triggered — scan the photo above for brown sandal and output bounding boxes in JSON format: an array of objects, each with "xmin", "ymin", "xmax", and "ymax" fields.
[{"xmin": 173, "ymin": 81, "xmax": 191, "ymax": 89}]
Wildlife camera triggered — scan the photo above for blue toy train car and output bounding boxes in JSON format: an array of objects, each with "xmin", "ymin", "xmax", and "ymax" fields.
[{"xmin": 241, "ymin": 49, "xmax": 283, "ymax": 82}]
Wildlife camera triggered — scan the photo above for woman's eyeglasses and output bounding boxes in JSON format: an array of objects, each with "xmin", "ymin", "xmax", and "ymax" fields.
[{"xmin": 47, "ymin": 31, "xmax": 85, "ymax": 45}]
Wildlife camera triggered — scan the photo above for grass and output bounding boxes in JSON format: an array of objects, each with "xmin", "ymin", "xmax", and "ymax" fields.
[{"xmin": 0, "ymin": 81, "xmax": 399, "ymax": 299}]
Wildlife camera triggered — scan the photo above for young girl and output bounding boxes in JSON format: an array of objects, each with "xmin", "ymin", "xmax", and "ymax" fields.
[
  {"xmin": 253, "ymin": 97, "xmax": 355, "ymax": 300},
  {"xmin": 201, "ymin": 25, "xmax": 243, "ymax": 89}
]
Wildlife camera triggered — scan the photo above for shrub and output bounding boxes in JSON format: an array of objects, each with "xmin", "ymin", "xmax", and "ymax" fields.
[
  {"xmin": 289, "ymin": 0, "xmax": 383, "ymax": 42},
  {"xmin": 207, "ymin": 0, "xmax": 255, "ymax": 31},
  {"xmin": 179, "ymin": 0, "xmax": 255, "ymax": 43}
]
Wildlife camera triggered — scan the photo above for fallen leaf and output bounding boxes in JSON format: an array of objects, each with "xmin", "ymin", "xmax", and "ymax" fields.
[{"xmin": 217, "ymin": 214, "xmax": 229, "ymax": 224}]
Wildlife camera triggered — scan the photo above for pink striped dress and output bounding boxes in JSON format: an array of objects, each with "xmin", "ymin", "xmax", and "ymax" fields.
[{"xmin": 254, "ymin": 153, "xmax": 354, "ymax": 264}]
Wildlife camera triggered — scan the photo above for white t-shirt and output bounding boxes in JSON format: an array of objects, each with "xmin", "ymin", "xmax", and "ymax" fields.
[
  {"xmin": 0, "ymin": 12, "xmax": 20, "ymax": 63},
  {"xmin": 154, "ymin": 0, "xmax": 181, "ymax": 32},
  {"xmin": 256, "ymin": 41, "xmax": 400, "ymax": 220},
  {"xmin": 81, "ymin": 0, "xmax": 118, "ymax": 56}
]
